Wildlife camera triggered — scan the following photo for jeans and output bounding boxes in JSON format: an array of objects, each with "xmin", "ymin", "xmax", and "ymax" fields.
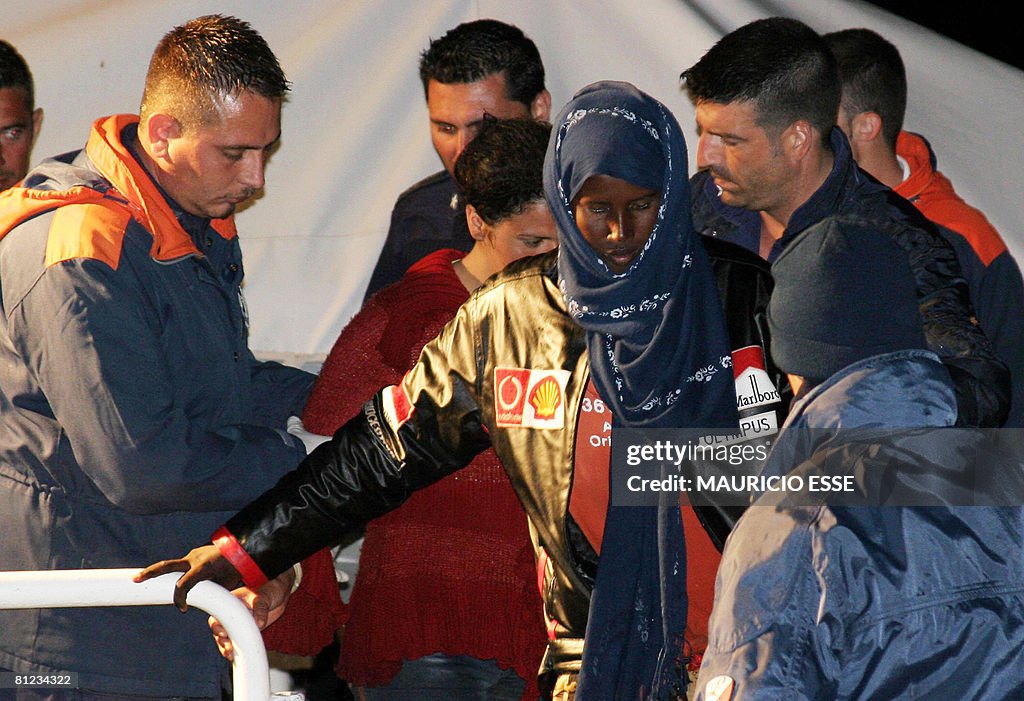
[
  {"xmin": 547, "ymin": 670, "xmax": 698, "ymax": 701},
  {"xmin": 356, "ymin": 654, "xmax": 527, "ymax": 701}
]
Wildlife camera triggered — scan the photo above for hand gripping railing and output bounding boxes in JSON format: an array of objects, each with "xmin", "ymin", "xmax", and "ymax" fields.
[{"xmin": 0, "ymin": 568, "xmax": 270, "ymax": 701}]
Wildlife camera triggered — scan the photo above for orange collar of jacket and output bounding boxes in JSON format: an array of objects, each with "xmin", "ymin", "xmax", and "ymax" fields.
[
  {"xmin": 893, "ymin": 130, "xmax": 937, "ymax": 202},
  {"xmin": 0, "ymin": 115, "xmax": 237, "ymax": 266}
]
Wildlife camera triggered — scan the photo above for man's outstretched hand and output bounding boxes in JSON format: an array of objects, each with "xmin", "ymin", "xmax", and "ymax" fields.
[{"xmin": 135, "ymin": 544, "xmax": 243, "ymax": 612}]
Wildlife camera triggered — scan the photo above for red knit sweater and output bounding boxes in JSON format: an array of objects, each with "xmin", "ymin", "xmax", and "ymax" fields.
[{"xmin": 301, "ymin": 249, "xmax": 545, "ymax": 698}]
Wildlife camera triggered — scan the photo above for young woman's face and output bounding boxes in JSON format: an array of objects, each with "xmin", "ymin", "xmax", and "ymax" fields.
[
  {"xmin": 484, "ymin": 200, "xmax": 558, "ymax": 268},
  {"xmin": 572, "ymin": 174, "xmax": 660, "ymax": 273}
]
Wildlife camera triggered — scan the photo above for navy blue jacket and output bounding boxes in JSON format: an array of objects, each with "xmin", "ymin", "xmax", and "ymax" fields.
[
  {"xmin": 363, "ymin": 169, "xmax": 471, "ymax": 302},
  {"xmin": 0, "ymin": 116, "xmax": 314, "ymax": 696}
]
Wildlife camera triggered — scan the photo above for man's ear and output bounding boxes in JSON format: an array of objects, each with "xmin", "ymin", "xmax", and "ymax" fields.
[
  {"xmin": 530, "ymin": 89, "xmax": 552, "ymax": 122},
  {"xmin": 144, "ymin": 112, "xmax": 181, "ymax": 160},
  {"xmin": 849, "ymin": 111, "xmax": 883, "ymax": 144},
  {"xmin": 30, "ymin": 108, "xmax": 43, "ymax": 146},
  {"xmin": 783, "ymin": 119, "xmax": 816, "ymax": 162},
  {"xmin": 465, "ymin": 203, "xmax": 488, "ymax": 242}
]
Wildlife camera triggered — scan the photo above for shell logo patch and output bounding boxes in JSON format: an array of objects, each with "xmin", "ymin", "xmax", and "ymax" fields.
[
  {"xmin": 704, "ymin": 674, "xmax": 734, "ymax": 701},
  {"xmin": 529, "ymin": 376, "xmax": 562, "ymax": 419},
  {"xmin": 494, "ymin": 367, "xmax": 570, "ymax": 429}
]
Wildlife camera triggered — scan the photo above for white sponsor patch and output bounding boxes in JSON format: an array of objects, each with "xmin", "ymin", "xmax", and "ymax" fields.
[
  {"xmin": 733, "ymin": 345, "xmax": 781, "ymax": 412},
  {"xmin": 494, "ymin": 367, "xmax": 570, "ymax": 429},
  {"xmin": 739, "ymin": 408, "xmax": 779, "ymax": 441}
]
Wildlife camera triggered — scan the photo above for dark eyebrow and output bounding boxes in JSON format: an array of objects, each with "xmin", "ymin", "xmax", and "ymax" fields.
[
  {"xmin": 429, "ymin": 117, "xmax": 489, "ymax": 130},
  {"xmin": 695, "ymin": 119, "xmax": 745, "ymax": 143},
  {"xmin": 223, "ymin": 131, "xmax": 281, "ymax": 152}
]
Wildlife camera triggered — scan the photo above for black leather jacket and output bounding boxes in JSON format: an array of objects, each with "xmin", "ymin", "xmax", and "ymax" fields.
[{"xmin": 222, "ymin": 242, "xmax": 786, "ymax": 684}]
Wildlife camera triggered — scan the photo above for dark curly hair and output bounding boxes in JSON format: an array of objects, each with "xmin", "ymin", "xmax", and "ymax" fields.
[{"xmin": 454, "ymin": 118, "xmax": 551, "ymax": 224}]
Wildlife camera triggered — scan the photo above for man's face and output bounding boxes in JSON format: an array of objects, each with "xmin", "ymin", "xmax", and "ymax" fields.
[
  {"xmin": 161, "ymin": 91, "xmax": 281, "ymax": 219},
  {"xmin": 573, "ymin": 174, "xmax": 661, "ymax": 274},
  {"xmin": 427, "ymin": 73, "xmax": 532, "ymax": 177},
  {"xmin": 694, "ymin": 100, "xmax": 791, "ymax": 213},
  {"xmin": 0, "ymin": 86, "xmax": 42, "ymax": 191}
]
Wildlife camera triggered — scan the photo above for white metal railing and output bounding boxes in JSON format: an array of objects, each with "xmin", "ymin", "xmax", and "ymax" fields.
[{"xmin": 0, "ymin": 568, "xmax": 269, "ymax": 701}]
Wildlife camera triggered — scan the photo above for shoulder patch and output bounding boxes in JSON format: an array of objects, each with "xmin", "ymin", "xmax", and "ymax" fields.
[
  {"xmin": 45, "ymin": 201, "xmax": 131, "ymax": 270},
  {"xmin": 494, "ymin": 367, "xmax": 570, "ymax": 429},
  {"xmin": 732, "ymin": 345, "xmax": 781, "ymax": 441}
]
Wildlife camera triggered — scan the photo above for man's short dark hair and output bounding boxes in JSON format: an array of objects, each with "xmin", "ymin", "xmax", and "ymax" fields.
[
  {"xmin": 681, "ymin": 17, "xmax": 840, "ymax": 145},
  {"xmin": 0, "ymin": 40, "xmax": 34, "ymax": 109},
  {"xmin": 823, "ymin": 28, "xmax": 907, "ymax": 150},
  {"xmin": 418, "ymin": 19, "xmax": 545, "ymax": 107},
  {"xmin": 453, "ymin": 118, "xmax": 551, "ymax": 224},
  {"xmin": 140, "ymin": 14, "xmax": 289, "ymax": 129}
]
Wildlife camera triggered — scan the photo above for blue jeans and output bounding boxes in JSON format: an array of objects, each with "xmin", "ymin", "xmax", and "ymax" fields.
[{"xmin": 356, "ymin": 654, "xmax": 527, "ymax": 701}]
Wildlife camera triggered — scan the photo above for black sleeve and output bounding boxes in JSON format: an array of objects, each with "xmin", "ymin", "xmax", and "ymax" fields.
[{"xmin": 222, "ymin": 300, "xmax": 491, "ymax": 579}]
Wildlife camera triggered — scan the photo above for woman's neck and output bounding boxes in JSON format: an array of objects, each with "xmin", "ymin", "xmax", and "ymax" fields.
[{"xmin": 452, "ymin": 244, "xmax": 497, "ymax": 292}]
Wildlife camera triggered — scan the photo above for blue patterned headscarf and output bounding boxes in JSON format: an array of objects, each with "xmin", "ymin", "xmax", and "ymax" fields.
[
  {"xmin": 546, "ymin": 81, "xmax": 736, "ymax": 429},
  {"xmin": 544, "ymin": 81, "xmax": 738, "ymax": 699}
]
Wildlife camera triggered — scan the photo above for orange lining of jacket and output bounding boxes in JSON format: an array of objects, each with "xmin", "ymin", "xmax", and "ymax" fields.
[{"xmin": 0, "ymin": 114, "xmax": 237, "ymax": 270}]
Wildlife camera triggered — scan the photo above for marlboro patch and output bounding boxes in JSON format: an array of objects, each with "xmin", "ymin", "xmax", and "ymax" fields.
[
  {"xmin": 733, "ymin": 345, "xmax": 780, "ymax": 411},
  {"xmin": 494, "ymin": 367, "xmax": 570, "ymax": 429},
  {"xmin": 732, "ymin": 345, "xmax": 781, "ymax": 441}
]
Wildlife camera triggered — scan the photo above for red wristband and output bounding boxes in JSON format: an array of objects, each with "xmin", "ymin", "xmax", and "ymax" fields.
[{"xmin": 212, "ymin": 525, "xmax": 269, "ymax": 588}]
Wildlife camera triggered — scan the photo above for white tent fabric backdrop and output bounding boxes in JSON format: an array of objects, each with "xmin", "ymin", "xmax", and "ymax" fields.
[{"xmin": 11, "ymin": 0, "xmax": 1023, "ymax": 361}]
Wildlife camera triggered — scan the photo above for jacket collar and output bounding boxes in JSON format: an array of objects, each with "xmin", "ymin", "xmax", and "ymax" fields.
[
  {"xmin": 85, "ymin": 115, "xmax": 237, "ymax": 261},
  {"xmin": 894, "ymin": 130, "xmax": 939, "ymax": 202},
  {"xmin": 780, "ymin": 128, "xmax": 863, "ymax": 246}
]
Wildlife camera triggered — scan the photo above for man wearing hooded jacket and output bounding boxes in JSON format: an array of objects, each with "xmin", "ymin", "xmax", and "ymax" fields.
[{"xmin": 694, "ymin": 222, "xmax": 1024, "ymax": 701}]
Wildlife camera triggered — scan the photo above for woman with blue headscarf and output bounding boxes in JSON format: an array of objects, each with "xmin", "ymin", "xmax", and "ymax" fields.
[
  {"xmin": 137, "ymin": 82, "xmax": 784, "ymax": 701},
  {"xmin": 545, "ymin": 81, "xmax": 740, "ymax": 700}
]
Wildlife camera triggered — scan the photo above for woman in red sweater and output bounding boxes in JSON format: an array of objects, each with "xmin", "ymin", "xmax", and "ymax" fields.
[{"xmin": 303, "ymin": 118, "xmax": 555, "ymax": 701}]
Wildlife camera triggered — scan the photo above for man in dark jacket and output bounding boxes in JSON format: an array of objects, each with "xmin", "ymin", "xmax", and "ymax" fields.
[
  {"xmin": 693, "ymin": 219, "xmax": 1024, "ymax": 701},
  {"xmin": 823, "ymin": 27, "xmax": 1024, "ymax": 428},
  {"xmin": 362, "ymin": 19, "xmax": 551, "ymax": 300},
  {"xmin": 680, "ymin": 16, "xmax": 1009, "ymax": 427},
  {"xmin": 0, "ymin": 15, "xmax": 315, "ymax": 699}
]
